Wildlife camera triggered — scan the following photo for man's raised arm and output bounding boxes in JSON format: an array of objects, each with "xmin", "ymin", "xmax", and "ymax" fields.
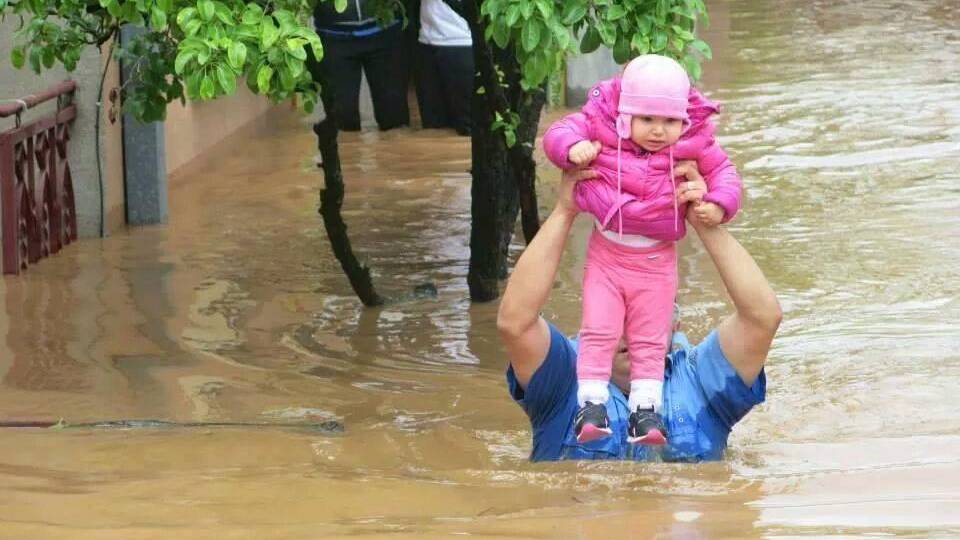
[
  {"xmin": 497, "ymin": 168, "xmax": 592, "ymax": 387},
  {"xmin": 689, "ymin": 217, "xmax": 782, "ymax": 386}
]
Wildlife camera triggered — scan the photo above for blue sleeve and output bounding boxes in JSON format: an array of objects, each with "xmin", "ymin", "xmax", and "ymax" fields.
[
  {"xmin": 691, "ymin": 330, "xmax": 766, "ymax": 429},
  {"xmin": 505, "ymin": 322, "xmax": 577, "ymax": 428}
]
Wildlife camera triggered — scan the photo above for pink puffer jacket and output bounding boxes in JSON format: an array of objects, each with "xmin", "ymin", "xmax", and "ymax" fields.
[{"xmin": 542, "ymin": 77, "xmax": 741, "ymax": 241}]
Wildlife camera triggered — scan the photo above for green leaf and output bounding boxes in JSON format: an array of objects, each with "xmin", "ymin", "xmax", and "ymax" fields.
[
  {"xmin": 285, "ymin": 54, "xmax": 304, "ymax": 77},
  {"xmin": 302, "ymin": 94, "xmax": 315, "ymax": 113},
  {"xmin": 521, "ymin": 20, "xmax": 541, "ymax": 52},
  {"xmin": 612, "ymin": 38, "xmax": 631, "ymax": 64},
  {"xmin": 534, "ymin": 0, "xmax": 552, "ymax": 18},
  {"xmin": 227, "ymin": 42, "xmax": 247, "ymax": 69},
  {"xmin": 216, "ymin": 64, "xmax": 236, "ymax": 94},
  {"xmin": 157, "ymin": 0, "xmax": 173, "ymax": 12},
  {"xmin": 63, "ymin": 47, "xmax": 80, "ymax": 71},
  {"xmin": 681, "ymin": 55, "xmax": 702, "ymax": 80},
  {"xmin": 119, "ymin": 1, "xmax": 145, "ymax": 25},
  {"xmin": 10, "ymin": 46, "xmax": 24, "ymax": 69},
  {"xmin": 261, "ymin": 17, "xmax": 279, "ymax": 48},
  {"xmin": 198, "ymin": 0, "xmax": 214, "ymax": 21},
  {"xmin": 671, "ymin": 24, "xmax": 694, "ymax": 40},
  {"xmin": 184, "ymin": 18, "xmax": 202, "ymax": 36},
  {"xmin": 561, "ymin": 4, "xmax": 586, "ymax": 25},
  {"xmin": 174, "ymin": 49, "xmax": 195, "ymax": 74},
  {"xmin": 504, "ymin": 129, "xmax": 516, "ymax": 148},
  {"xmin": 580, "ymin": 26, "xmax": 601, "ymax": 54},
  {"xmin": 597, "ymin": 20, "xmax": 616, "ymax": 46},
  {"xmin": 28, "ymin": 47, "xmax": 41, "ymax": 73},
  {"xmin": 551, "ymin": 21, "xmax": 571, "ymax": 50},
  {"xmin": 505, "ymin": 4, "xmax": 521, "ymax": 26},
  {"xmin": 186, "ymin": 72, "xmax": 202, "ymax": 98},
  {"xmin": 651, "ymin": 29, "xmax": 667, "ymax": 52},
  {"xmin": 334, "ymin": 0, "xmax": 347, "ymax": 13},
  {"xmin": 104, "ymin": 0, "xmax": 121, "ymax": 17},
  {"xmin": 520, "ymin": 1, "xmax": 534, "ymax": 18},
  {"xmin": 491, "ymin": 20, "xmax": 510, "ymax": 48},
  {"xmin": 150, "ymin": 6, "xmax": 167, "ymax": 29},
  {"xmin": 267, "ymin": 47, "xmax": 284, "ymax": 65},
  {"xmin": 257, "ymin": 64, "xmax": 273, "ymax": 93},
  {"xmin": 214, "ymin": 2, "xmax": 233, "ymax": 25},
  {"xmin": 200, "ymin": 75, "xmax": 215, "ymax": 98},
  {"xmin": 631, "ymin": 33, "xmax": 649, "ymax": 55},
  {"xmin": 285, "ymin": 39, "xmax": 307, "ymax": 60},
  {"xmin": 177, "ymin": 7, "xmax": 197, "ymax": 28},
  {"xmin": 278, "ymin": 65, "xmax": 295, "ymax": 90},
  {"xmin": 606, "ymin": 4, "xmax": 626, "ymax": 20},
  {"xmin": 275, "ymin": 10, "xmax": 298, "ymax": 33},
  {"xmin": 690, "ymin": 38, "xmax": 712, "ymax": 59},
  {"xmin": 241, "ymin": 5, "xmax": 263, "ymax": 25},
  {"xmin": 636, "ymin": 14, "xmax": 653, "ymax": 34}
]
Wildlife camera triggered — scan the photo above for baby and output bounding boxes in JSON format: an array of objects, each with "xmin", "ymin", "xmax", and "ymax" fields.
[{"xmin": 542, "ymin": 54, "xmax": 742, "ymax": 444}]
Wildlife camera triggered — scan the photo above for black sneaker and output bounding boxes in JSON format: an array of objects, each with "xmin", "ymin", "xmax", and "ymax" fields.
[
  {"xmin": 574, "ymin": 402, "xmax": 612, "ymax": 443},
  {"xmin": 627, "ymin": 407, "xmax": 668, "ymax": 445}
]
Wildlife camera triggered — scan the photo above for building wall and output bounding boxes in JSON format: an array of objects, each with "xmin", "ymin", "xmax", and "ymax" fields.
[
  {"xmin": 0, "ymin": 20, "xmax": 125, "ymax": 239},
  {"xmin": 163, "ymin": 85, "xmax": 275, "ymax": 176}
]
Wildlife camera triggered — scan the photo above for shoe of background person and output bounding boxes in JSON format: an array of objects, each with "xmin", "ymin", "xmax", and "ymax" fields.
[
  {"xmin": 574, "ymin": 401, "xmax": 612, "ymax": 443},
  {"xmin": 627, "ymin": 406, "xmax": 668, "ymax": 445}
]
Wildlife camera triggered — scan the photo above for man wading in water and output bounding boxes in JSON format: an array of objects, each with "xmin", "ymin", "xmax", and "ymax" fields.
[{"xmin": 497, "ymin": 163, "xmax": 781, "ymax": 461}]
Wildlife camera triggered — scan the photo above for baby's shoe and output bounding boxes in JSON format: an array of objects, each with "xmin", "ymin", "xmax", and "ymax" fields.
[
  {"xmin": 574, "ymin": 402, "xmax": 612, "ymax": 443},
  {"xmin": 627, "ymin": 406, "xmax": 668, "ymax": 445}
]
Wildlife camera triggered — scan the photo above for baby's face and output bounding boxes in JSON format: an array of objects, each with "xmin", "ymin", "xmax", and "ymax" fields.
[{"xmin": 630, "ymin": 115, "xmax": 683, "ymax": 152}]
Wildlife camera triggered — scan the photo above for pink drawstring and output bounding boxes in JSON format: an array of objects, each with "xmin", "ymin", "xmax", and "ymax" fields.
[
  {"xmin": 670, "ymin": 145, "xmax": 677, "ymax": 232},
  {"xmin": 617, "ymin": 136, "xmax": 623, "ymax": 238}
]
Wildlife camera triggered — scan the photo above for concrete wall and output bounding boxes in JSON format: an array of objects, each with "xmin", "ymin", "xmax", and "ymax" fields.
[
  {"xmin": 0, "ymin": 21, "xmax": 125, "ymax": 239},
  {"xmin": 565, "ymin": 47, "xmax": 621, "ymax": 107},
  {"xmin": 163, "ymin": 85, "xmax": 275, "ymax": 176}
]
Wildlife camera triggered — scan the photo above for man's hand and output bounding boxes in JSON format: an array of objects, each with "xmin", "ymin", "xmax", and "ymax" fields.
[
  {"xmin": 568, "ymin": 140, "xmax": 602, "ymax": 166},
  {"xmin": 674, "ymin": 160, "xmax": 707, "ymax": 205},
  {"xmin": 556, "ymin": 167, "xmax": 594, "ymax": 217},
  {"xmin": 693, "ymin": 202, "xmax": 725, "ymax": 227}
]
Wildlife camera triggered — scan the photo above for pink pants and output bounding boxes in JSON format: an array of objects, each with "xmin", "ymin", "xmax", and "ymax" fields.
[{"xmin": 578, "ymin": 230, "xmax": 677, "ymax": 383}]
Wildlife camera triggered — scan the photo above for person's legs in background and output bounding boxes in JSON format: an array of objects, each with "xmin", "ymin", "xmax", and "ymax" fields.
[
  {"xmin": 434, "ymin": 45, "xmax": 473, "ymax": 136},
  {"xmin": 362, "ymin": 24, "xmax": 410, "ymax": 130},
  {"xmin": 414, "ymin": 43, "xmax": 450, "ymax": 129},
  {"xmin": 315, "ymin": 34, "xmax": 364, "ymax": 131}
]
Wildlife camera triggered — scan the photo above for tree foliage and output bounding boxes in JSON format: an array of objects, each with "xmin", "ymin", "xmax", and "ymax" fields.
[
  {"xmin": 479, "ymin": 0, "xmax": 712, "ymax": 146},
  {"xmin": 1, "ymin": 0, "xmax": 401, "ymax": 122}
]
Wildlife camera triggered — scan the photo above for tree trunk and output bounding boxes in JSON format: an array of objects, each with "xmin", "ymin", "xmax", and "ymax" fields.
[
  {"xmin": 311, "ymin": 60, "xmax": 386, "ymax": 307},
  {"xmin": 468, "ymin": 46, "xmax": 519, "ymax": 300},
  {"xmin": 509, "ymin": 88, "xmax": 546, "ymax": 244}
]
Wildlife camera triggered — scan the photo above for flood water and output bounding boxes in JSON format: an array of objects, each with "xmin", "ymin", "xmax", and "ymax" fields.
[{"xmin": 2, "ymin": 0, "xmax": 960, "ymax": 537}]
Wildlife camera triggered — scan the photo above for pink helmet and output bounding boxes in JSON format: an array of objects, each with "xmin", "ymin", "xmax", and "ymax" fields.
[{"xmin": 616, "ymin": 55, "xmax": 691, "ymax": 139}]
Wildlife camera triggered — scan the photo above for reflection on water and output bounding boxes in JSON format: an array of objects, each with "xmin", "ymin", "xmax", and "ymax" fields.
[{"xmin": 2, "ymin": 0, "xmax": 960, "ymax": 537}]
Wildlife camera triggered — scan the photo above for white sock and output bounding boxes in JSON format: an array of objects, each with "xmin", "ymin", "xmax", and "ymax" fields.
[
  {"xmin": 577, "ymin": 379, "xmax": 610, "ymax": 408},
  {"xmin": 628, "ymin": 379, "xmax": 663, "ymax": 413}
]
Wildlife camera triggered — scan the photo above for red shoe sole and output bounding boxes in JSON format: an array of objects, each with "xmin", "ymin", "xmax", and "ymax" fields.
[
  {"xmin": 628, "ymin": 429, "xmax": 666, "ymax": 446},
  {"xmin": 576, "ymin": 424, "xmax": 612, "ymax": 443}
]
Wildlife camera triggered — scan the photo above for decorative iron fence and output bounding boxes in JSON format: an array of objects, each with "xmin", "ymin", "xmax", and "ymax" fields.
[{"xmin": 0, "ymin": 80, "xmax": 78, "ymax": 274}]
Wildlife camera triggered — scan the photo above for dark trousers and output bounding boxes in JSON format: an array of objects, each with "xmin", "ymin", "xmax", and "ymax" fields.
[
  {"xmin": 413, "ymin": 43, "xmax": 473, "ymax": 135},
  {"xmin": 316, "ymin": 24, "xmax": 410, "ymax": 131}
]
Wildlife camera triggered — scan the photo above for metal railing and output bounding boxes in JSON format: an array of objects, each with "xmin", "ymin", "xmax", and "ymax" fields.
[{"xmin": 0, "ymin": 80, "xmax": 79, "ymax": 274}]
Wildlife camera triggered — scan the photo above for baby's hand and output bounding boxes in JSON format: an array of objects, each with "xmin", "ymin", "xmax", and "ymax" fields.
[
  {"xmin": 568, "ymin": 140, "xmax": 602, "ymax": 166},
  {"xmin": 693, "ymin": 202, "xmax": 725, "ymax": 227}
]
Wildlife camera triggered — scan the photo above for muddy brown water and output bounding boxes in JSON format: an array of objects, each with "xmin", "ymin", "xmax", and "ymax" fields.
[{"xmin": 2, "ymin": 0, "xmax": 959, "ymax": 537}]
